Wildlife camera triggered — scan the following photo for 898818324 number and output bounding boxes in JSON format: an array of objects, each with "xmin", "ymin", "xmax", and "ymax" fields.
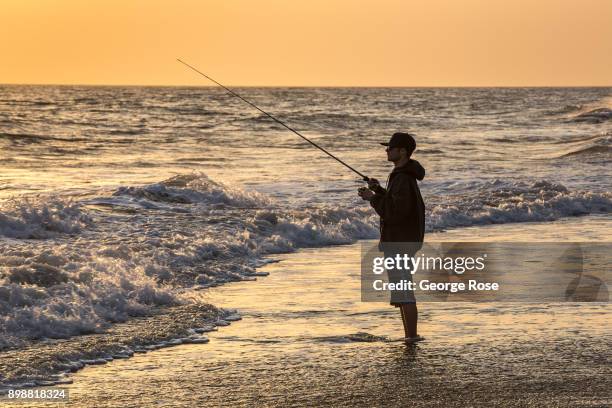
[{"xmin": 3, "ymin": 387, "xmax": 69, "ymax": 401}]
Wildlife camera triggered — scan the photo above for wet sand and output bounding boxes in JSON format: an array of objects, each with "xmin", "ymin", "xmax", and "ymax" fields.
[{"xmin": 0, "ymin": 303, "xmax": 222, "ymax": 388}]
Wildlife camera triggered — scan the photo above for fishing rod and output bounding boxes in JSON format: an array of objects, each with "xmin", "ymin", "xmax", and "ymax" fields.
[{"xmin": 176, "ymin": 59, "xmax": 370, "ymax": 182}]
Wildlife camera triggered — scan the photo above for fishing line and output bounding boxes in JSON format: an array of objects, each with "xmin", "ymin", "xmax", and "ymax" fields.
[{"xmin": 177, "ymin": 58, "xmax": 370, "ymax": 181}]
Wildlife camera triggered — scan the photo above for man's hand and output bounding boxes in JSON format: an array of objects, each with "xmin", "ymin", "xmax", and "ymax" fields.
[
  {"xmin": 358, "ymin": 187, "xmax": 375, "ymax": 201},
  {"xmin": 367, "ymin": 178, "xmax": 381, "ymax": 191}
]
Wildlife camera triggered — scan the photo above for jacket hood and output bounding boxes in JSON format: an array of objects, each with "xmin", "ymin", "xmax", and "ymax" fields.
[{"xmin": 392, "ymin": 159, "xmax": 425, "ymax": 180}]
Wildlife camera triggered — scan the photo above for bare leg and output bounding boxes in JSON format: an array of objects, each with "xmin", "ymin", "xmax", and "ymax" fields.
[
  {"xmin": 399, "ymin": 303, "xmax": 418, "ymax": 339},
  {"xmin": 399, "ymin": 305, "xmax": 406, "ymax": 334}
]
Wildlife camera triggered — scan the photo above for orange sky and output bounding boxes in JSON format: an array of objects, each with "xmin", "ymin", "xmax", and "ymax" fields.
[{"xmin": 1, "ymin": 0, "xmax": 611, "ymax": 86}]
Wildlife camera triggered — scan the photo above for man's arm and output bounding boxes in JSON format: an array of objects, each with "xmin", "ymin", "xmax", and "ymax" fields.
[{"xmin": 370, "ymin": 174, "xmax": 414, "ymax": 223}]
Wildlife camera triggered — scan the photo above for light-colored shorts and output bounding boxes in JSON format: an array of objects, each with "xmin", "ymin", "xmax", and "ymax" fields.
[{"xmin": 386, "ymin": 252, "xmax": 416, "ymax": 305}]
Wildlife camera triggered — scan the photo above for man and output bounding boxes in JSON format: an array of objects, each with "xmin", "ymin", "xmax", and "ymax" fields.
[{"xmin": 358, "ymin": 132, "xmax": 425, "ymax": 343}]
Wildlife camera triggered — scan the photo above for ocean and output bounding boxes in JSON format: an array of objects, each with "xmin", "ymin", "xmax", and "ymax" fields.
[{"xmin": 0, "ymin": 86, "xmax": 610, "ymax": 391}]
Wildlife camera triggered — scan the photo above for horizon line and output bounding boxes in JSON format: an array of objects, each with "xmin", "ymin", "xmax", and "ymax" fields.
[{"xmin": 1, "ymin": 82, "xmax": 611, "ymax": 89}]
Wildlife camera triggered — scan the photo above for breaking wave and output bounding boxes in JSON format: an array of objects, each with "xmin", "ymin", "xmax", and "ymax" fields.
[
  {"xmin": 109, "ymin": 173, "xmax": 272, "ymax": 208},
  {"xmin": 0, "ymin": 174, "xmax": 379, "ymax": 350},
  {"xmin": 1, "ymin": 173, "xmax": 609, "ymax": 353},
  {"xmin": 428, "ymin": 180, "xmax": 611, "ymax": 231}
]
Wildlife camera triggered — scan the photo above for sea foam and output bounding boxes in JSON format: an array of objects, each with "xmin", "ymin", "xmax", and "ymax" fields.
[{"xmin": 0, "ymin": 198, "xmax": 92, "ymax": 239}]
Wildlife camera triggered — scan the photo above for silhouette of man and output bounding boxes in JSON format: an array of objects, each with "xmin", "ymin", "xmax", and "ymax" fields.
[{"xmin": 358, "ymin": 132, "xmax": 426, "ymax": 342}]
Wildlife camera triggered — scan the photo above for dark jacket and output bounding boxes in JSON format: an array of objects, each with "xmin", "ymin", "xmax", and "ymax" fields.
[{"xmin": 370, "ymin": 159, "xmax": 426, "ymax": 244}]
